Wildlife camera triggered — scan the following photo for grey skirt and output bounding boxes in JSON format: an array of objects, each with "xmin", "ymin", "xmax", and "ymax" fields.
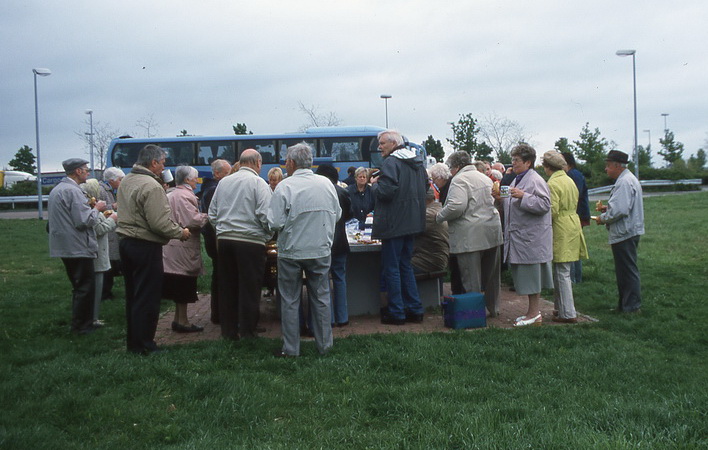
[{"xmin": 510, "ymin": 262, "xmax": 554, "ymax": 295}]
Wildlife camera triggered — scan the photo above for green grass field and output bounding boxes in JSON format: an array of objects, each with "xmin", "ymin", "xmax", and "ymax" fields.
[{"xmin": 1, "ymin": 193, "xmax": 707, "ymax": 449}]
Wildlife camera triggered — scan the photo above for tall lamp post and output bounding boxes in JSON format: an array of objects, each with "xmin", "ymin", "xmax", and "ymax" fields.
[
  {"xmin": 33, "ymin": 68, "xmax": 51, "ymax": 220},
  {"xmin": 661, "ymin": 113, "xmax": 669, "ymax": 132},
  {"xmin": 616, "ymin": 49, "xmax": 638, "ymax": 178},
  {"xmin": 380, "ymin": 94, "xmax": 392, "ymax": 128},
  {"xmin": 85, "ymin": 110, "xmax": 95, "ymax": 178}
]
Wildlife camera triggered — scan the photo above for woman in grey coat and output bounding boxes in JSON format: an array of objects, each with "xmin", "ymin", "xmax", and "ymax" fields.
[{"xmin": 501, "ymin": 144, "xmax": 553, "ymax": 327}]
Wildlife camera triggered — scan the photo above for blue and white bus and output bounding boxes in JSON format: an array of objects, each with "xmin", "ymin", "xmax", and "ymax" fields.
[{"xmin": 106, "ymin": 126, "xmax": 426, "ymax": 191}]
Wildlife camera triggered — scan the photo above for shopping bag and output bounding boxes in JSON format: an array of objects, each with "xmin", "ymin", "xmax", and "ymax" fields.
[{"xmin": 442, "ymin": 292, "xmax": 486, "ymax": 329}]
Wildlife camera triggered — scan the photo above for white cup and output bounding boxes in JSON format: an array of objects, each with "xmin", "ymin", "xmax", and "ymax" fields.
[{"xmin": 162, "ymin": 169, "xmax": 174, "ymax": 183}]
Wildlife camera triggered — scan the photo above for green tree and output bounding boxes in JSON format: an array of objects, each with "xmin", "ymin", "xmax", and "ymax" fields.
[
  {"xmin": 8, "ymin": 145, "xmax": 36, "ymax": 175},
  {"xmin": 554, "ymin": 137, "xmax": 573, "ymax": 154},
  {"xmin": 476, "ymin": 142, "xmax": 494, "ymax": 161},
  {"xmin": 637, "ymin": 144, "xmax": 652, "ymax": 168},
  {"xmin": 233, "ymin": 123, "xmax": 253, "ymax": 135},
  {"xmin": 422, "ymin": 135, "xmax": 445, "ymax": 162},
  {"xmin": 658, "ymin": 130, "xmax": 685, "ymax": 166},
  {"xmin": 573, "ymin": 123, "xmax": 608, "ymax": 167},
  {"xmin": 447, "ymin": 113, "xmax": 479, "ymax": 157},
  {"xmin": 687, "ymin": 148, "xmax": 706, "ymax": 171}
]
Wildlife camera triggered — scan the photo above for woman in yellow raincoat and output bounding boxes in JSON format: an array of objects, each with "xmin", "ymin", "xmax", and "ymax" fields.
[{"xmin": 542, "ymin": 151, "xmax": 588, "ymax": 323}]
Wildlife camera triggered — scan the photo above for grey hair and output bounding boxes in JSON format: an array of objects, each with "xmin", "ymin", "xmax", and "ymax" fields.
[
  {"xmin": 511, "ymin": 143, "xmax": 536, "ymax": 164},
  {"xmin": 175, "ymin": 165, "xmax": 198, "ymax": 186},
  {"xmin": 428, "ymin": 162, "xmax": 451, "ymax": 181},
  {"xmin": 377, "ymin": 130, "xmax": 404, "ymax": 147},
  {"xmin": 354, "ymin": 166, "xmax": 369, "ymax": 178},
  {"xmin": 239, "ymin": 149, "xmax": 262, "ymax": 166},
  {"xmin": 473, "ymin": 161, "xmax": 487, "ymax": 173},
  {"xmin": 286, "ymin": 142, "xmax": 313, "ymax": 169},
  {"xmin": 136, "ymin": 144, "xmax": 166, "ymax": 167},
  {"xmin": 81, "ymin": 178, "xmax": 101, "ymax": 199},
  {"xmin": 103, "ymin": 167, "xmax": 125, "ymax": 182},
  {"xmin": 211, "ymin": 159, "xmax": 229, "ymax": 174},
  {"xmin": 446, "ymin": 151, "xmax": 471, "ymax": 170},
  {"xmin": 490, "ymin": 169, "xmax": 503, "ymax": 181}
]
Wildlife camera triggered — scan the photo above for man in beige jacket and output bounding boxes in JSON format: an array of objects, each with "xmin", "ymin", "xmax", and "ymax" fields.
[
  {"xmin": 117, "ymin": 144, "xmax": 190, "ymax": 355},
  {"xmin": 436, "ymin": 151, "xmax": 503, "ymax": 317}
]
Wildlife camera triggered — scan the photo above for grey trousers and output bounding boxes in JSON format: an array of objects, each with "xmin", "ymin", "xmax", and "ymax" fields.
[
  {"xmin": 611, "ymin": 236, "xmax": 642, "ymax": 312},
  {"xmin": 456, "ymin": 246, "xmax": 501, "ymax": 317},
  {"xmin": 552, "ymin": 262, "xmax": 577, "ymax": 319},
  {"xmin": 278, "ymin": 256, "xmax": 333, "ymax": 356}
]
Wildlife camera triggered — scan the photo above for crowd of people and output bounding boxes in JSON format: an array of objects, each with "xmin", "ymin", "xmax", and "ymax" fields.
[{"xmin": 47, "ymin": 130, "xmax": 644, "ymax": 355}]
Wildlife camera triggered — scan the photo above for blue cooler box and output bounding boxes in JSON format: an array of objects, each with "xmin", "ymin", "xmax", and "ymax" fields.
[{"xmin": 443, "ymin": 292, "xmax": 486, "ymax": 329}]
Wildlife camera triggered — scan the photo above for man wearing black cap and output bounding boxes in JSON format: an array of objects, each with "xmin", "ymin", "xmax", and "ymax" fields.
[
  {"xmin": 48, "ymin": 158, "xmax": 107, "ymax": 334},
  {"xmin": 595, "ymin": 150, "xmax": 644, "ymax": 312}
]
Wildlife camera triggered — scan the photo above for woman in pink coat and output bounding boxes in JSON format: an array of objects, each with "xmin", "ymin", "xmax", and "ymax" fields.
[
  {"xmin": 501, "ymin": 144, "xmax": 553, "ymax": 327},
  {"xmin": 163, "ymin": 166, "xmax": 209, "ymax": 332}
]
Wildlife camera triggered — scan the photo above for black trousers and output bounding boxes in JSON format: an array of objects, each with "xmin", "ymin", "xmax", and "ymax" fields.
[
  {"xmin": 120, "ymin": 238, "xmax": 163, "ymax": 353},
  {"xmin": 61, "ymin": 258, "xmax": 95, "ymax": 333},
  {"xmin": 102, "ymin": 259, "xmax": 122, "ymax": 300},
  {"xmin": 217, "ymin": 239, "xmax": 266, "ymax": 339},
  {"xmin": 611, "ymin": 235, "xmax": 642, "ymax": 312}
]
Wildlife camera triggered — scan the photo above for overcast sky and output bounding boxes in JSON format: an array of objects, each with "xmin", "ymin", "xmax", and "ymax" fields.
[{"xmin": 1, "ymin": 0, "xmax": 706, "ymax": 172}]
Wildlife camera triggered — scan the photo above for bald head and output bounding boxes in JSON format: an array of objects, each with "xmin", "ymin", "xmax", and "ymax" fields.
[
  {"xmin": 492, "ymin": 162, "xmax": 505, "ymax": 172},
  {"xmin": 239, "ymin": 149, "xmax": 262, "ymax": 171}
]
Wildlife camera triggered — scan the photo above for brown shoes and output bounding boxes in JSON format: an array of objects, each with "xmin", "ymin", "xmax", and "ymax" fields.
[{"xmin": 551, "ymin": 316, "xmax": 578, "ymax": 324}]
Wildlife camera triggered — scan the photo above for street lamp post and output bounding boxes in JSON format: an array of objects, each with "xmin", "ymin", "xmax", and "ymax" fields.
[
  {"xmin": 616, "ymin": 49, "xmax": 638, "ymax": 178},
  {"xmin": 380, "ymin": 94, "xmax": 392, "ymax": 128},
  {"xmin": 85, "ymin": 110, "xmax": 95, "ymax": 178},
  {"xmin": 661, "ymin": 113, "xmax": 669, "ymax": 132},
  {"xmin": 33, "ymin": 68, "xmax": 51, "ymax": 220}
]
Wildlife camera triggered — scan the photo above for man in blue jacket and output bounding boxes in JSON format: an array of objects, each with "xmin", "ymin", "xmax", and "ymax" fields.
[
  {"xmin": 596, "ymin": 150, "xmax": 645, "ymax": 313},
  {"xmin": 371, "ymin": 130, "xmax": 428, "ymax": 325}
]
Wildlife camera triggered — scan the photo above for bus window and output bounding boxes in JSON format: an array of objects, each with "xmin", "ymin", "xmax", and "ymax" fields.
[
  {"xmin": 320, "ymin": 137, "xmax": 363, "ymax": 162},
  {"xmin": 369, "ymin": 138, "xmax": 384, "ymax": 168},
  {"xmin": 198, "ymin": 141, "xmax": 235, "ymax": 165},
  {"xmin": 240, "ymin": 140, "xmax": 277, "ymax": 164},
  {"xmin": 111, "ymin": 143, "xmax": 143, "ymax": 168},
  {"xmin": 161, "ymin": 142, "xmax": 195, "ymax": 166},
  {"xmin": 279, "ymin": 139, "xmax": 317, "ymax": 161}
]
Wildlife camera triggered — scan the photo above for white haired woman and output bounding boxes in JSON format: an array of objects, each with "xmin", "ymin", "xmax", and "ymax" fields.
[
  {"xmin": 99, "ymin": 167, "xmax": 124, "ymax": 300},
  {"xmin": 162, "ymin": 165, "xmax": 209, "ymax": 332}
]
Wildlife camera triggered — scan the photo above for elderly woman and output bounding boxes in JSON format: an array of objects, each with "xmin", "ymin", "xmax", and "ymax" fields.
[
  {"xmin": 437, "ymin": 151, "xmax": 503, "ymax": 316},
  {"xmin": 542, "ymin": 151, "xmax": 588, "ymax": 323},
  {"xmin": 428, "ymin": 162, "xmax": 451, "ymax": 203},
  {"xmin": 501, "ymin": 144, "xmax": 553, "ymax": 327},
  {"xmin": 346, "ymin": 166, "xmax": 375, "ymax": 227},
  {"xmin": 82, "ymin": 179, "xmax": 118, "ymax": 326},
  {"xmin": 162, "ymin": 165, "xmax": 209, "ymax": 333},
  {"xmin": 268, "ymin": 166, "xmax": 283, "ymax": 191},
  {"xmin": 99, "ymin": 167, "xmax": 124, "ymax": 300}
]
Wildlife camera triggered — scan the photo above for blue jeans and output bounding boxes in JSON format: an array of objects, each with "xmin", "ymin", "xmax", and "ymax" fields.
[
  {"xmin": 330, "ymin": 252, "xmax": 349, "ymax": 324},
  {"xmin": 381, "ymin": 236, "xmax": 423, "ymax": 320},
  {"xmin": 570, "ymin": 260, "xmax": 583, "ymax": 283}
]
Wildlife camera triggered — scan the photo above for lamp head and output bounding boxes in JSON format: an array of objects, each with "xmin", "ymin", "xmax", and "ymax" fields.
[
  {"xmin": 33, "ymin": 68, "xmax": 52, "ymax": 76},
  {"xmin": 380, "ymin": 94, "xmax": 392, "ymax": 99},
  {"xmin": 85, "ymin": 109, "xmax": 93, "ymax": 115},
  {"xmin": 615, "ymin": 49, "xmax": 636, "ymax": 57}
]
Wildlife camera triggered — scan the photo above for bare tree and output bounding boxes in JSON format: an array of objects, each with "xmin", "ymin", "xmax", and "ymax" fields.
[
  {"xmin": 75, "ymin": 121, "xmax": 123, "ymax": 171},
  {"xmin": 297, "ymin": 101, "xmax": 342, "ymax": 132},
  {"xmin": 477, "ymin": 113, "xmax": 529, "ymax": 163},
  {"xmin": 135, "ymin": 114, "xmax": 159, "ymax": 138}
]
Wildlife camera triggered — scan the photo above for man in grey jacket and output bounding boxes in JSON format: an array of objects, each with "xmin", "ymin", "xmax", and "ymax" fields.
[
  {"xmin": 596, "ymin": 150, "xmax": 645, "ymax": 313},
  {"xmin": 209, "ymin": 150, "xmax": 272, "ymax": 339},
  {"xmin": 48, "ymin": 158, "xmax": 107, "ymax": 335},
  {"xmin": 268, "ymin": 143, "xmax": 341, "ymax": 357}
]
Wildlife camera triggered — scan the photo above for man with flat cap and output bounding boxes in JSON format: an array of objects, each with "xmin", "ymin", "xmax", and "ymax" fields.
[
  {"xmin": 595, "ymin": 150, "xmax": 644, "ymax": 313},
  {"xmin": 48, "ymin": 158, "xmax": 107, "ymax": 335}
]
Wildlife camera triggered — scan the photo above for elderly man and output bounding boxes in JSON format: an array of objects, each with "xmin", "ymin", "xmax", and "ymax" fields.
[
  {"xmin": 209, "ymin": 150, "xmax": 271, "ymax": 339},
  {"xmin": 99, "ymin": 167, "xmax": 124, "ymax": 300},
  {"xmin": 117, "ymin": 145, "xmax": 190, "ymax": 355},
  {"xmin": 48, "ymin": 158, "xmax": 107, "ymax": 335},
  {"xmin": 268, "ymin": 143, "xmax": 341, "ymax": 357},
  {"xmin": 437, "ymin": 151, "xmax": 503, "ymax": 317},
  {"xmin": 595, "ymin": 150, "xmax": 644, "ymax": 313},
  {"xmin": 200, "ymin": 158, "xmax": 232, "ymax": 324},
  {"xmin": 371, "ymin": 129, "xmax": 428, "ymax": 325}
]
